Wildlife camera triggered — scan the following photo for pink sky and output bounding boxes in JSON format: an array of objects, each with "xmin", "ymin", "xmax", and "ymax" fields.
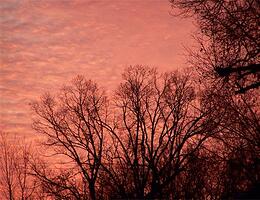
[{"xmin": 0, "ymin": 0, "xmax": 195, "ymax": 136}]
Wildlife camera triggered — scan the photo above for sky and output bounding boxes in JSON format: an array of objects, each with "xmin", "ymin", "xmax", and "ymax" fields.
[{"xmin": 0, "ymin": 0, "xmax": 195, "ymax": 137}]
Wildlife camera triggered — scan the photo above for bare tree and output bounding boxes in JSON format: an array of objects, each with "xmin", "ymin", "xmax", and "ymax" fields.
[
  {"xmin": 99, "ymin": 65, "xmax": 221, "ymax": 199},
  {"xmin": 31, "ymin": 66, "xmax": 222, "ymax": 199},
  {"xmin": 200, "ymin": 86, "xmax": 260, "ymax": 198},
  {"xmin": 32, "ymin": 76, "xmax": 108, "ymax": 200},
  {"xmin": 170, "ymin": 1, "xmax": 260, "ymax": 196},
  {"xmin": 171, "ymin": 0, "xmax": 260, "ymax": 93},
  {"xmin": 0, "ymin": 132, "xmax": 38, "ymax": 200}
]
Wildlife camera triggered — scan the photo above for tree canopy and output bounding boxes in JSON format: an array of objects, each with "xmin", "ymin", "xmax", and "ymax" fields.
[{"xmin": 171, "ymin": 0, "xmax": 260, "ymax": 93}]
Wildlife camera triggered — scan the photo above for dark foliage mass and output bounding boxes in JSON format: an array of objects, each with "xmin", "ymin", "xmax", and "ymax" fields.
[{"xmin": 171, "ymin": 0, "xmax": 260, "ymax": 93}]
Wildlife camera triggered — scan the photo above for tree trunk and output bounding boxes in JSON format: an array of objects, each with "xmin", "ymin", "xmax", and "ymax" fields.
[{"xmin": 89, "ymin": 182, "xmax": 96, "ymax": 200}]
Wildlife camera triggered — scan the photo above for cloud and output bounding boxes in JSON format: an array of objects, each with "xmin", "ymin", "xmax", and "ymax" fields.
[{"xmin": 0, "ymin": 0, "xmax": 194, "ymax": 136}]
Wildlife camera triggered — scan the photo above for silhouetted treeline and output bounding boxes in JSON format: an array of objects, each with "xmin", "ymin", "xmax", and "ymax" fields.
[
  {"xmin": 1, "ymin": 0, "xmax": 259, "ymax": 199},
  {"xmin": 1, "ymin": 65, "xmax": 259, "ymax": 199}
]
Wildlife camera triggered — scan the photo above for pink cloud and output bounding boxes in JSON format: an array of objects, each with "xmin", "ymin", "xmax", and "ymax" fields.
[{"xmin": 0, "ymin": 0, "xmax": 194, "ymax": 136}]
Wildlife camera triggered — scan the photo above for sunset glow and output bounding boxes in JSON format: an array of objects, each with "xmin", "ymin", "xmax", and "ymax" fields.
[
  {"xmin": 0, "ymin": 0, "xmax": 194, "ymax": 135},
  {"xmin": 1, "ymin": 1, "xmax": 259, "ymax": 199}
]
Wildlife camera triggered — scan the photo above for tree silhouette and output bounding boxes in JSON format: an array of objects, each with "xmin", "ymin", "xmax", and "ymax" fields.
[
  {"xmin": 32, "ymin": 76, "xmax": 108, "ymax": 200},
  {"xmin": 0, "ymin": 132, "xmax": 39, "ymax": 199},
  {"xmin": 200, "ymin": 86, "xmax": 260, "ymax": 198},
  {"xmin": 32, "ymin": 66, "xmax": 223, "ymax": 199},
  {"xmin": 100, "ymin": 66, "xmax": 222, "ymax": 199},
  {"xmin": 171, "ymin": 0, "xmax": 260, "ymax": 93}
]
